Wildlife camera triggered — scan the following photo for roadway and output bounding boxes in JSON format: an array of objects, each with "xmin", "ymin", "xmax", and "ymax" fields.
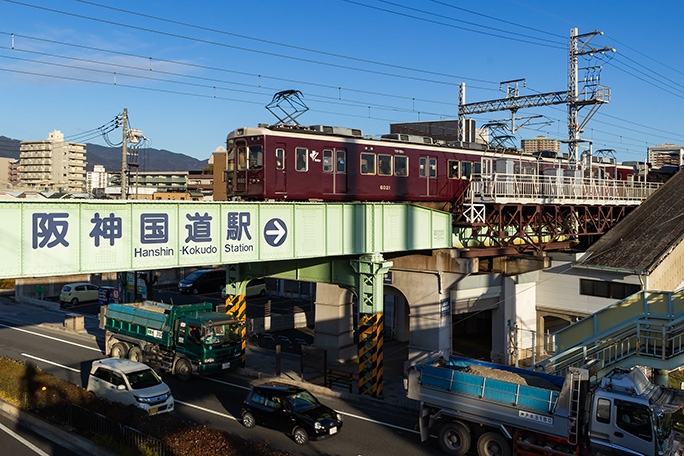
[
  {"xmin": 0, "ymin": 298, "xmax": 443, "ymax": 456},
  {"xmin": 0, "ymin": 411, "xmax": 74, "ymax": 456}
]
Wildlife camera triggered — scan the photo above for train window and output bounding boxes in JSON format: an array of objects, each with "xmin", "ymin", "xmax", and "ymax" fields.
[
  {"xmin": 249, "ymin": 146, "xmax": 263, "ymax": 169},
  {"xmin": 361, "ymin": 153, "xmax": 376, "ymax": 175},
  {"xmin": 237, "ymin": 145, "xmax": 248, "ymax": 171},
  {"xmin": 378, "ymin": 154, "xmax": 392, "ymax": 176},
  {"xmin": 448, "ymin": 160, "xmax": 460, "ymax": 179},
  {"xmin": 295, "ymin": 147, "xmax": 308, "ymax": 172},
  {"xmin": 275, "ymin": 148, "xmax": 285, "ymax": 170},
  {"xmin": 323, "ymin": 150, "xmax": 333, "ymax": 173},
  {"xmin": 227, "ymin": 149, "xmax": 235, "ymax": 172},
  {"xmin": 395, "ymin": 156, "xmax": 408, "ymax": 176},
  {"xmin": 461, "ymin": 161, "xmax": 472, "ymax": 179},
  {"xmin": 419, "ymin": 157, "xmax": 427, "ymax": 177},
  {"xmin": 336, "ymin": 150, "xmax": 346, "ymax": 173},
  {"xmin": 474, "ymin": 162, "xmax": 482, "ymax": 176},
  {"xmin": 429, "ymin": 158, "xmax": 437, "ymax": 178}
]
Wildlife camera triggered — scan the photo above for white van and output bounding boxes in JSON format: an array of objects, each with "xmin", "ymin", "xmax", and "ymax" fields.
[
  {"xmin": 86, "ymin": 358, "xmax": 174, "ymax": 415},
  {"xmin": 60, "ymin": 283, "xmax": 99, "ymax": 306},
  {"xmin": 221, "ymin": 278, "xmax": 267, "ymax": 298}
]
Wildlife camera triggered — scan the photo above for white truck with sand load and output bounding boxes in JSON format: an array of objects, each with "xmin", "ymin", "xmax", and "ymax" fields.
[{"xmin": 406, "ymin": 356, "xmax": 684, "ymax": 456}]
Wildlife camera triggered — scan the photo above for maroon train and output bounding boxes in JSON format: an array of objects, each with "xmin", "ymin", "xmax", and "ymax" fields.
[{"xmin": 224, "ymin": 123, "xmax": 638, "ymax": 205}]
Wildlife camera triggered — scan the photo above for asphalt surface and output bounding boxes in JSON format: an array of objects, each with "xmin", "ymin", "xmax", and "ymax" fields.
[{"xmin": 0, "ymin": 296, "xmax": 437, "ymax": 456}]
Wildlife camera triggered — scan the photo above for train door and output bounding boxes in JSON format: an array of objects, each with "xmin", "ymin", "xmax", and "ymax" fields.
[
  {"xmin": 235, "ymin": 140, "xmax": 248, "ymax": 194},
  {"xmin": 481, "ymin": 157, "xmax": 494, "ymax": 195},
  {"xmin": 419, "ymin": 155, "xmax": 437, "ymax": 196},
  {"xmin": 322, "ymin": 148, "xmax": 347, "ymax": 195},
  {"xmin": 274, "ymin": 144, "xmax": 286, "ymax": 194}
]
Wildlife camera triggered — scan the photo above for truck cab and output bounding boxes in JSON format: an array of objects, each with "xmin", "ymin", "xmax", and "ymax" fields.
[{"xmin": 588, "ymin": 368, "xmax": 683, "ymax": 456}]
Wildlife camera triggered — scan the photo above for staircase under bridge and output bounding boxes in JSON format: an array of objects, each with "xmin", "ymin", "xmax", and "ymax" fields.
[{"xmin": 532, "ymin": 287, "xmax": 684, "ymax": 379}]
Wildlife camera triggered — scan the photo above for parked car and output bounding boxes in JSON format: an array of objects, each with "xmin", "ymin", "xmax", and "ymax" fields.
[
  {"xmin": 221, "ymin": 278, "xmax": 267, "ymax": 298},
  {"xmin": 178, "ymin": 269, "xmax": 225, "ymax": 294},
  {"xmin": 86, "ymin": 358, "xmax": 174, "ymax": 415},
  {"xmin": 241, "ymin": 382, "xmax": 343, "ymax": 445},
  {"xmin": 59, "ymin": 282, "xmax": 99, "ymax": 306}
]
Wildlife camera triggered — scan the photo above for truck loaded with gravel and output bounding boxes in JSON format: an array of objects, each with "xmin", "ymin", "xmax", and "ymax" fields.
[
  {"xmin": 406, "ymin": 356, "xmax": 684, "ymax": 456},
  {"xmin": 99, "ymin": 301, "xmax": 243, "ymax": 380}
]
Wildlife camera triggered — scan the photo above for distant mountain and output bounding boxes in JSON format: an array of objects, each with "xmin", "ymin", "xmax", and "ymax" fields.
[{"xmin": 0, "ymin": 135, "xmax": 209, "ymax": 172}]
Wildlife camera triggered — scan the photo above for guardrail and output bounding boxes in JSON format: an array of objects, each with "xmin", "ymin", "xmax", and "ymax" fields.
[
  {"xmin": 468, "ymin": 174, "xmax": 661, "ymax": 205},
  {"xmin": 533, "ymin": 288, "xmax": 684, "ymax": 376}
]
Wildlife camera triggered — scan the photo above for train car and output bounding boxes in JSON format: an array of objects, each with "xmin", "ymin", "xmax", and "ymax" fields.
[{"xmin": 224, "ymin": 124, "xmax": 638, "ymax": 205}]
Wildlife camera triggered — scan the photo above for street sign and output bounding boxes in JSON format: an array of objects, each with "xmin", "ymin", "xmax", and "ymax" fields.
[
  {"xmin": 0, "ymin": 201, "xmax": 453, "ymax": 279},
  {"xmin": 264, "ymin": 218, "xmax": 287, "ymax": 247}
]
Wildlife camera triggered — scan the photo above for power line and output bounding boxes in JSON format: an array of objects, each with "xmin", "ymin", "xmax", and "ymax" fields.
[
  {"xmin": 0, "ymin": 51, "xmax": 458, "ymax": 118},
  {"xmin": 2, "ymin": 0, "xmax": 499, "ymax": 86},
  {"xmin": 427, "ymin": 0, "xmax": 566, "ymax": 39},
  {"xmin": 341, "ymin": 0, "xmax": 565, "ymax": 49}
]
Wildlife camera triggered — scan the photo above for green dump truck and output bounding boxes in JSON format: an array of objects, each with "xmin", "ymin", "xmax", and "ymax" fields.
[{"xmin": 99, "ymin": 301, "xmax": 244, "ymax": 380}]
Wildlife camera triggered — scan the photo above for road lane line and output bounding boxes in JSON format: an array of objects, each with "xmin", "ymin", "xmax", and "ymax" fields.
[
  {"xmin": 0, "ymin": 421, "xmax": 50, "ymax": 456},
  {"xmin": 202, "ymin": 376, "xmax": 250, "ymax": 390},
  {"xmin": 202, "ymin": 376, "xmax": 416, "ymax": 434},
  {"xmin": 175, "ymin": 399, "xmax": 238, "ymax": 421},
  {"xmin": 21, "ymin": 353, "xmax": 80, "ymax": 373},
  {"xmin": 5, "ymin": 323, "xmax": 418, "ymax": 435},
  {"xmin": 0, "ymin": 322, "xmax": 100, "ymax": 352}
]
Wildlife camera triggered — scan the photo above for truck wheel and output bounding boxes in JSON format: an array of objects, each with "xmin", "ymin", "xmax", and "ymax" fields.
[
  {"xmin": 175, "ymin": 359, "xmax": 192, "ymax": 381},
  {"xmin": 128, "ymin": 346, "xmax": 144, "ymax": 363},
  {"xmin": 438, "ymin": 421, "xmax": 471, "ymax": 456},
  {"xmin": 111, "ymin": 343, "xmax": 128, "ymax": 358},
  {"xmin": 477, "ymin": 432, "xmax": 510, "ymax": 456}
]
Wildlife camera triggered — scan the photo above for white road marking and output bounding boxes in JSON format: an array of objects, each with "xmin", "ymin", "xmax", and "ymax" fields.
[
  {"xmin": 175, "ymin": 399, "xmax": 238, "ymax": 421},
  {"xmin": 21, "ymin": 353, "xmax": 80, "ymax": 372},
  {"xmin": 0, "ymin": 421, "xmax": 50, "ymax": 456},
  {"xmin": 3, "ymin": 324, "xmax": 418, "ymax": 435},
  {"xmin": 202, "ymin": 376, "xmax": 250, "ymax": 390},
  {"xmin": 0, "ymin": 323, "xmax": 100, "ymax": 352}
]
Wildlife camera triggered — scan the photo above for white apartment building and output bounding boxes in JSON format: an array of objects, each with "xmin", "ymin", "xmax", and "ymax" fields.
[
  {"xmin": 86, "ymin": 164, "xmax": 108, "ymax": 195},
  {"xmin": 19, "ymin": 130, "xmax": 86, "ymax": 192},
  {"xmin": 647, "ymin": 143, "xmax": 684, "ymax": 169}
]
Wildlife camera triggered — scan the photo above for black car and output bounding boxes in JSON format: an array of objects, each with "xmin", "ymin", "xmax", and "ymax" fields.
[
  {"xmin": 241, "ymin": 382, "xmax": 343, "ymax": 445},
  {"xmin": 177, "ymin": 269, "xmax": 225, "ymax": 294}
]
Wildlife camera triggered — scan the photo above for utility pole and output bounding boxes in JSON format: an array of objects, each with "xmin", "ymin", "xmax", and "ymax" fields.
[
  {"xmin": 567, "ymin": 28, "xmax": 615, "ymax": 170},
  {"xmin": 120, "ymin": 108, "xmax": 128, "ymax": 200}
]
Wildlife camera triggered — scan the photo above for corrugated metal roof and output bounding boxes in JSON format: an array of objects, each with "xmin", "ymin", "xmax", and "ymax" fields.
[{"xmin": 577, "ymin": 169, "xmax": 684, "ymax": 273}]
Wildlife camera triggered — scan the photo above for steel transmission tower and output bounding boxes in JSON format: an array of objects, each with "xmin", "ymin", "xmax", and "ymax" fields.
[
  {"xmin": 567, "ymin": 28, "xmax": 615, "ymax": 169},
  {"xmin": 458, "ymin": 28, "xmax": 615, "ymax": 165}
]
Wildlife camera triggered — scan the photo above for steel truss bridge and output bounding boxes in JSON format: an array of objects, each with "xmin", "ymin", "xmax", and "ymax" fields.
[{"xmin": 452, "ymin": 173, "xmax": 662, "ymax": 254}]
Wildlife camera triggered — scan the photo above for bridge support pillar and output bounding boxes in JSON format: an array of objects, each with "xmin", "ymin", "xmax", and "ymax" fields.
[
  {"xmin": 654, "ymin": 369, "xmax": 669, "ymax": 387},
  {"xmin": 313, "ymin": 283, "xmax": 357, "ymax": 362},
  {"xmin": 352, "ymin": 253, "xmax": 393, "ymax": 398},
  {"xmin": 224, "ymin": 265, "xmax": 248, "ymax": 367}
]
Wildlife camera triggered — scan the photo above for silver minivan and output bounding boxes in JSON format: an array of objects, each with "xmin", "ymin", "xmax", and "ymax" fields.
[{"xmin": 86, "ymin": 358, "xmax": 174, "ymax": 415}]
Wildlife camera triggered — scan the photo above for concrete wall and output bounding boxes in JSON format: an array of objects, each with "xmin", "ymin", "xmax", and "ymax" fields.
[
  {"xmin": 247, "ymin": 311, "xmax": 313, "ymax": 333},
  {"xmin": 649, "ymin": 239, "xmax": 684, "ymax": 291},
  {"xmin": 15, "ymin": 273, "xmax": 118, "ymax": 300},
  {"xmin": 536, "ymin": 254, "xmax": 640, "ymax": 316},
  {"xmin": 314, "ymin": 283, "xmax": 356, "ymax": 362}
]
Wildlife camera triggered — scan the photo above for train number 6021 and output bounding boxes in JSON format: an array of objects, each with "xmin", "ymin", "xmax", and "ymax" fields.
[{"xmin": 380, "ymin": 185, "xmax": 391, "ymax": 191}]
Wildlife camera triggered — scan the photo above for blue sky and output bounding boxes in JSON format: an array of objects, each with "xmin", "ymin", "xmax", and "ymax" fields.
[{"xmin": 0, "ymin": 0, "xmax": 682, "ymax": 164}]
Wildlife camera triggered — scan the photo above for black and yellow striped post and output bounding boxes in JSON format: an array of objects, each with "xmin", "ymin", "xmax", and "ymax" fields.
[
  {"xmin": 358, "ymin": 313, "xmax": 384, "ymax": 397},
  {"xmin": 351, "ymin": 253, "xmax": 392, "ymax": 399},
  {"xmin": 224, "ymin": 264, "xmax": 247, "ymax": 367}
]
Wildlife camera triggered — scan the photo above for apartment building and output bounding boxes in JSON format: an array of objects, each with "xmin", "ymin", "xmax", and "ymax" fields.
[{"xmin": 19, "ymin": 130, "xmax": 86, "ymax": 192}]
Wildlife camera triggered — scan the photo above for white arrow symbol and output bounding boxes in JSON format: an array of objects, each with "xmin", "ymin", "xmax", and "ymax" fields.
[{"xmin": 265, "ymin": 221, "xmax": 286, "ymax": 244}]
